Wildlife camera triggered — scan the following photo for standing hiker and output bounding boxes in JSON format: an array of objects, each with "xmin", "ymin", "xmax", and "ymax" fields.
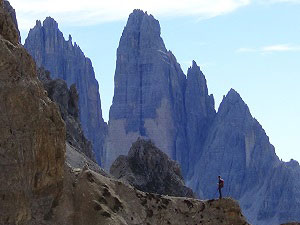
[{"xmin": 218, "ymin": 175, "xmax": 224, "ymax": 199}]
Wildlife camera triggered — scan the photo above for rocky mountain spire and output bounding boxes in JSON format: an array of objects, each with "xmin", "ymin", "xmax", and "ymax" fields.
[
  {"xmin": 24, "ymin": 17, "xmax": 107, "ymax": 164},
  {"xmin": 185, "ymin": 60, "xmax": 216, "ymax": 177},
  {"xmin": 189, "ymin": 88, "xmax": 300, "ymax": 225},
  {"xmin": 105, "ymin": 9, "xmax": 187, "ymax": 170}
]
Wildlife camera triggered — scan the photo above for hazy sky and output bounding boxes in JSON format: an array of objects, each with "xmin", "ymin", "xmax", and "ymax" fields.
[{"xmin": 12, "ymin": 0, "xmax": 300, "ymax": 163}]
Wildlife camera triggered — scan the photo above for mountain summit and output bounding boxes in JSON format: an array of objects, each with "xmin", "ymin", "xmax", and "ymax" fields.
[{"xmin": 105, "ymin": 9, "xmax": 189, "ymax": 171}]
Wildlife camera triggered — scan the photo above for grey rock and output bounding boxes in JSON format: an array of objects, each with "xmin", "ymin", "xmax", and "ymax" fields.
[
  {"xmin": 185, "ymin": 60, "xmax": 216, "ymax": 178},
  {"xmin": 38, "ymin": 67, "xmax": 95, "ymax": 161},
  {"xmin": 105, "ymin": 9, "xmax": 188, "ymax": 171},
  {"xmin": 24, "ymin": 17, "xmax": 107, "ymax": 164},
  {"xmin": 110, "ymin": 138, "xmax": 195, "ymax": 198},
  {"xmin": 189, "ymin": 89, "xmax": 300, "ymax": 225}
]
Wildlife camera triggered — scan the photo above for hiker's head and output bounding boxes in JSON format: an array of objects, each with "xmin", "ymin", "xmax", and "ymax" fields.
[{"xmin": 218, "ymin": 175, "xmax": 221, "ymax": 179}]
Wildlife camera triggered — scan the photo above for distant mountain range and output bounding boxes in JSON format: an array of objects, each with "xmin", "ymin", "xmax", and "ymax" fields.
[{"xmin": 24, "ymin": 9, "xmax": 300, "ymax": 225}]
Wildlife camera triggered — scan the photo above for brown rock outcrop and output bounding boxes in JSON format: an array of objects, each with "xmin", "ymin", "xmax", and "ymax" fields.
[
  {"xmin": 0, "ymin": 1, "xmax": 66, "ymax": 224},
  {"xmin": 52, "ymin": 166, "xmax": 250, "ymax": 225}
]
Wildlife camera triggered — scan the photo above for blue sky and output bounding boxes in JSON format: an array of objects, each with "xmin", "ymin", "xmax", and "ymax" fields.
[{"xmin": 14, "ymin": 0, "xmax": 300, "ymax": 162}]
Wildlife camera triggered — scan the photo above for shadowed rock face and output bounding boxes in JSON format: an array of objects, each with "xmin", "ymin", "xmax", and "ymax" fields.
[
  {"xmin": 110, "ymin": 138, "xmax": 195, "ymax": 198},
  {"xmin": 24, "ymin": 18, "xmax": 107, "ymax": 164},
  {"xmin": 38, "ymin": 67, "xmax": 94, "ymax": 161},
  {"xmin": 105, "ymin": 9, "xmax": 189, "ymax": 172},
  {"xmin": 0, "ymin": 1, "xmax": 65, "ymax": 223},
  {"xmin": 185, "ymin": 60, "xmax": 216, "ymax": 178}
]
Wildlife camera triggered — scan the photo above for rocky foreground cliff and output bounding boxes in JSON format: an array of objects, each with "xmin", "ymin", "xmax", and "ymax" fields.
[
  {"xmin": 0, "ymin": 0, "xmax": 65, "ymax": 223},
  {"xmin": 0, "ymin": 2, "xmax": 251, "ymax": 225},
  {"xmin": 53, "ymin": 167, "xmax": 249, "ymax": 225}
]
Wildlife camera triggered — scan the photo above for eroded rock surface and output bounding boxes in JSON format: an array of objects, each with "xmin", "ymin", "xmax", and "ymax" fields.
[
  {"xmin": 0, "ymin": 1, "xmax": 65, "ymax": 223},
  {"xmin": 52, "ymin": 166, "xmax": 250, "ymax": 225},
  {"xmin": 110, "ymin": 138, "xmax": 194, "ymax": 198}
]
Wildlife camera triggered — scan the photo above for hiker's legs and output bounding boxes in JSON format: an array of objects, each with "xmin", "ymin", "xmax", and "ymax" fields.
[{"xmin": 219, "ymin": 188, "xmax": 222, "ymax": 199}]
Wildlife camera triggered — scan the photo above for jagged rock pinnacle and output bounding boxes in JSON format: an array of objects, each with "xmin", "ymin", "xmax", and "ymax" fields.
[{"xmin": 25, "ymin": 17, "xmax": 108, "ymax": 165}]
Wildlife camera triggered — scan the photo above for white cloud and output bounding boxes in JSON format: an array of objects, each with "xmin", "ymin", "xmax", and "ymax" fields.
[
  {"xmin": 237, "ymin": 44, "xmax": 300, "ymax": 53},
  {"xmin": 9, "ymin": 0, "xmax": 250, "ymax": 32},
  {"xmin": 262, "ymin": 44, "xmax": 300, "ymax": 52},
  {"xmin": 262, "ymin": 0, "xmax": 300, "ymax": 3}
]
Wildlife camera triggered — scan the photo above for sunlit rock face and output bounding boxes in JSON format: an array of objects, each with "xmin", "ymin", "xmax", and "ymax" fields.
[
  {"xmin": 24, "ymin": 18, "xmax": 107, "ymax": 164},
  {"xmin": 0, "ymin": 1, "xmax": 65, "ymax": 223}
]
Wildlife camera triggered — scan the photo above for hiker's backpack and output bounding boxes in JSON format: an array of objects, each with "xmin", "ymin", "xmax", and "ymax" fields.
[{"xmin": 219, "ymin": 179, "xmax": 224, "ymax": 188}]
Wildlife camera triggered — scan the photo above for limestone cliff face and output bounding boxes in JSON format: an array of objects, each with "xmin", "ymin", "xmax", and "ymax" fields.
[
  {"xmin": 105, "ymin": 9, "xmax": 188, "ymax": 170},
  {"xmin": 38, "ymin": 68, "xmax": 94, "ymax": 160},
  {"xmin": 185, "ymin": 61, "xmax": 216, "ymax": 178},
  {"xmin": 189, "ymin": 89, "xmax": 300, "ymax": 225},
  {"xmin": 0, "ymin": 1, "xmax": 65, "ymax": 223},
  {"xmin": 110, "ymin": 138, "xmax": 194, "ymax": 198},
  {"xmin": 24, "ymin": 18, "xmax": 107, "ymax": 164}
]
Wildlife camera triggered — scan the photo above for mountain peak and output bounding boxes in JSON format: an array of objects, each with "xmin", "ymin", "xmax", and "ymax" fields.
[
  {"xmin": 43, "ymin": 16, "xmax": 58, "ymax": 29},
  {"xmin": 217, "ymin": 88, "xmax": 251, "ymax": 120},
  {"xmin": 227, "ymin": 88, "xmax": 240, "ymax": 98},
  {"xmin": 221, "ymin": 88, "xmax": 244, "ymax": 104},
  {"xmin": 192, "ymin": 60, "xmax": 198, "ymax": 67},
  {"xmin": 117, "ymin": 9, "xmax": 166, "ymax": 57},
  {"xmin": 35, "ymin": 20, "xmax": 42, "ymax": 27},
  {"xmin": 124, "ymin": 9, "xmax": 161, "ymax": 38},
  {"xmin": 187, "ymin": 60, "xmax": 203, "ymax": 77}
]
